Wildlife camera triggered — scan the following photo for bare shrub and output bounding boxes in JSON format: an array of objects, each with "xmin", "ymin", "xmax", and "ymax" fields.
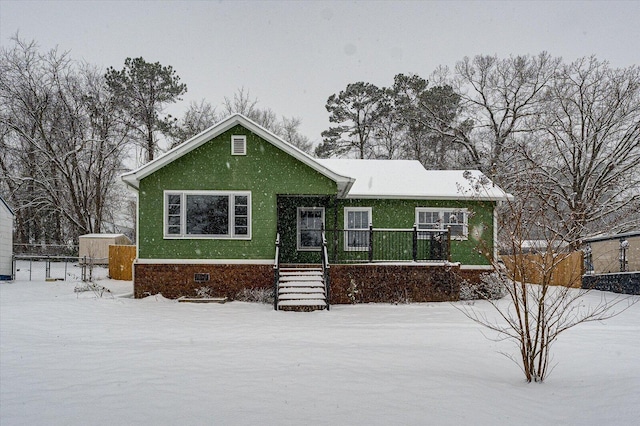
[
  {"xmin": 460, "ymin": 172, "xmax": 636, "ymax": 383},
  {"xmin": 74, "ymin": 282, "xmax": 111, "ymax": 298},
  {"xmin": 194, "ymin": 286, "xmax": 213, "ymax": 298},
  {"xmin": 235, "ymin": 288, "xmax": 274, "ymax": 304},
  {"xmin": 459, "ymin": 272, "xmax": 508, "ymax": 301}
]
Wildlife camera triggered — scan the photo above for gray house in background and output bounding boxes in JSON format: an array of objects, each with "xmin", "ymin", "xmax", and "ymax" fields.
[
  {"xmin": 582, "ymin": 231, "xmax": 640, "ymax": 295},
  {"xmin": 0, "ymin": 196, "xmax": 15, "ymax": 280},
  {"xmin": 583, "ymin": 231, "xmax": 640, "ymax": 274}
]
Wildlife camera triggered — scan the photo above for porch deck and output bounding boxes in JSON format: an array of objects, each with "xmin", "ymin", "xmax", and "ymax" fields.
[{"xmin": 273, "ymin": 227, "xmax": 453, "ymax": 311}]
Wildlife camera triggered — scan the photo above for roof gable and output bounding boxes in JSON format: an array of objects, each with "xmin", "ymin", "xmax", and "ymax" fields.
[{"xmin": 121, "ymin": 114, "xmax": 354, "ymax": 196}]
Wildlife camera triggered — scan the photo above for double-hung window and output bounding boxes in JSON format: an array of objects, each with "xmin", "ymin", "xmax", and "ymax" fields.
[
  {"xmin": 164, "ymin": 191, "xmax": 251, "ymax": 239},
  {"xmin": 415, "ymin": 208, "xmax": 468, "ymax": 240},
  {"xmin": 344, "ymin": 207, "xmax": 371, "ymax": 251},
  {"xmin": 297, "ymin": 207, "xmax": 324, "ymax": 251}
]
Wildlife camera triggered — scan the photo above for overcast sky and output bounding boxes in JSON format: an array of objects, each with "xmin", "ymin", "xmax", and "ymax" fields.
[{"xmin": 1, "ymin": 0, "xmax": 639, "ymax": 144}]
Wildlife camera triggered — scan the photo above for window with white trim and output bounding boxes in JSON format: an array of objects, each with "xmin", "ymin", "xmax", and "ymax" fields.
[
  {"xmin": 231, "ymin": 135, "xmax": 246, "ymax": 155},
  {"xmin": 164, "ymin": 191, "xmax": 251, "ymax": 238},
  {"xmin": 297, "ymin": 207, "xmax": 324, "ymax": 251},
  {"xmin": 344, "ymin": 207, "xmax": 371, "ymax": 251},
  {"xmin": 415, "ymin": 208, "xmax": 468, "ymax": 240}
]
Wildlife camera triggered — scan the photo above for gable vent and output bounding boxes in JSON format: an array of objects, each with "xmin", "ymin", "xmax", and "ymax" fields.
[{"xmin": 231, "ymin": 135, "xmax": 246, "ymax": 155}]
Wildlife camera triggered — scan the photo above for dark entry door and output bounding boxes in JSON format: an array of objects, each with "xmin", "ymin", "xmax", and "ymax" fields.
[{"xmin": 277, "ymin": 195, "xmax": 333, "ymax": 264}]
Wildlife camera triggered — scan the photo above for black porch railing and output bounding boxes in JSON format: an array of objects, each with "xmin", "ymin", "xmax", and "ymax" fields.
[
  {"xmin": 321, "ymin": 229, "xmax": 331, "ymax": 310},
  {"xmin": 324, "ymin": 225, "xmax": 450, "ymax": 264},
  {"xmin": 273, "ymin": 233, "xmax": 281, "ymax": 310}
]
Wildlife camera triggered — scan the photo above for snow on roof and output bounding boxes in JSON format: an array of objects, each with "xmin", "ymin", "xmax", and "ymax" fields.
[
  {"xmin": 79, "ymin": 233, "xmax": 129, "ymax": 239},
  {"xmin": 317, "ymin": 159, "xmax": 512, "ymax": 201},
  {"xmin": 583, "ymin": 231, "xmax": 640, "ymax": 243}
]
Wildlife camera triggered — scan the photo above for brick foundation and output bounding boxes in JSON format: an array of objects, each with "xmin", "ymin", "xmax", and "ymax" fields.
[
  {"xmin": 329, "ymin": 264, "xmax": 461, "ymax": 304},
  {"xmin": 134, "ymin": 263, "xmax": 273, "ymax": 299},
  {"xmin": 134, "ymin": 262, "xmax": 491, "ymax": 303}
]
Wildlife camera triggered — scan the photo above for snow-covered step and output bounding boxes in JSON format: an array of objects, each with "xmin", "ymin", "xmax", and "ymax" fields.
[
  {"xmin": 280, "ymin": 269, "xmax": 322, "ymax": 275},
  {"xmin": 279, "ymin": 275, "xmax": 323, "ymax": 281},
  {"xmin": 279, "ymin": 287, "xmax": 325, "ymax": 294},
  {"xmin": 278, "ymin": 293, "xmax": 326, "ymax": 300},
  {"xmin": 278, "ymin": 299, "xmax": 327, "ymax": 307},
  {"xmin": 279, "ymin": 280, "xmax": 324, "ymax": 288},
  {"xmin": 280, "ymin": 268, "xmax": 322, "ymax": 272},
  {"xmin": 276, "ymin": 266, "xmax": 328, "ymax": 311}
]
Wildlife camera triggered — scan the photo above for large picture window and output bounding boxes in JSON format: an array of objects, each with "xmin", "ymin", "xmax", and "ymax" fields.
[
  {"xmin": 164, "ymin": 191, "xmax": 251, "ymax": 239},
  {"xmin": 344, "ymin": 207, "xmax": 371, "ymax": 251},
  {"xmin": 415, "ymin": 208, "xmax": 468, "ymax": 240},
  {"xmin": 297, "ymin": 207, "xmax": 324, "ymax": 251}
]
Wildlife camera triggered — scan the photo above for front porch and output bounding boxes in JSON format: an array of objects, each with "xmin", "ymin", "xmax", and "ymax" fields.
[
  {"xmin": 276, "ymin": 194, "xmax": 451, "ymax": 265},
  {"xmin": 273, "ymin": 227, "xmax": 457, "ymax": 311}
]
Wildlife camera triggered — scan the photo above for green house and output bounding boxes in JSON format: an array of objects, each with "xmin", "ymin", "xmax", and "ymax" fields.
[{"xmin": 122, "ymin": 114, "xmax": 511, "ymax": 309}]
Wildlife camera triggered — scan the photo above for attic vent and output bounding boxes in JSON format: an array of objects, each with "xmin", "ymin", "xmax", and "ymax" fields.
[{"xmin": 231, "ymin": 135, "xmax": 246, "ymax": 155}]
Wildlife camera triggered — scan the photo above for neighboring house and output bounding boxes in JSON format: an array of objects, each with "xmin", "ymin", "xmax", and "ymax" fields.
[
  {"xmin": 122, "ymin": 114, "xmax": 512, "ymax": 309},
  {"xmin": 0, "ymin": 196, "xmax": 15, "ymax": 280},
  {"xmin": 582, "ymin": 231, "xmax": 640, "ymax": 296},
  {"xmin": 583, "ymin": 231, "xmax": 640, "ymax": 274}
]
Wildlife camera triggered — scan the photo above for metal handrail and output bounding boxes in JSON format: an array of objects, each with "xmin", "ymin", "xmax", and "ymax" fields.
[
  {"xmin": 321, "ymin": 229, "xmax": 330, "ymax": 311},
  {"xmin": 273, "ymin": 233, "xmax": 281, "ymax": 311}
]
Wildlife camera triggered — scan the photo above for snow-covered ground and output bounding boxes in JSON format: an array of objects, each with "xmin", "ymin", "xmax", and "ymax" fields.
[{"xmin": 1, "ymin": 262, "xmax": 639, "ymax": 425}]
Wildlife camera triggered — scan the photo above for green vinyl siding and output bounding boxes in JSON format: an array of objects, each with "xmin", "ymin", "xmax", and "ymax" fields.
[
  {"xmin": 334, "ymin": 199, "xmax": 494, "ymax": 265},
  {"xmin": 138, "ymin": 125, "xmax": 337, "ymax": 259}
]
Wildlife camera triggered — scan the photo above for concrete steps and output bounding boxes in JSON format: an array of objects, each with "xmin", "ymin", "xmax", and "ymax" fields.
[{"xmin": 277, "ymin": 267, "xmax": 326, "ymax": 311}]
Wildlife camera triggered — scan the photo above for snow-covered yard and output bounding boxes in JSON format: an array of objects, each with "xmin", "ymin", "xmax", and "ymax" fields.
[{"xmin": 1, "ymin": 265, "xmax": 639, "ymax": 425}]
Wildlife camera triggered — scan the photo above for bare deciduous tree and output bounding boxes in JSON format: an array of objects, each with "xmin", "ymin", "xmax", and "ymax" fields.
[
  {"xmin": 460, "ymin": 173, "xmax": 634, "ymax": 382},
  {"xmin": 167, "ymin": 99, "xmax": 218, "ymax": 148},
  {"xmin": 445, "ymin": 53, "xmax": 561, "ymax": 183},
  {"xmin": 174, "ymin": 88, "xmax": 314, "ymax": 154},
  {"xmin": 523, "ymin": 57, "xmax": 640, "ymax": 242},
  {"xmin": 0, "ymin": 36, "xmax": 129, "ymax": 243},
  {"xmin": 278, "ymin": 116, "xmax": 312, "ymax": 154}
]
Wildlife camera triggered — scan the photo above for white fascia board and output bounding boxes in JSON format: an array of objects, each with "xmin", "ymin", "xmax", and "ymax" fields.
[
  {"xmin": 135, "ymin": 258, "xmax": 275, "ymax": 265},
  {"xmin": 120, "ymin": 114, "xmax": 355, "ymax": 194},
  {"xmin": 342, "ymin": 193, "xmax": 513, "ymax": 202}
]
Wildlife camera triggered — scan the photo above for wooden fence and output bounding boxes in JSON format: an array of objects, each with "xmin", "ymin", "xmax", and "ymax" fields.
[
  {"xmin": 108, "ymin": 245, "xmax": 136, "ymax": 281},
  {"xmin": 502, "ymin": 251, "xmax": 584, "ymax": 288}
]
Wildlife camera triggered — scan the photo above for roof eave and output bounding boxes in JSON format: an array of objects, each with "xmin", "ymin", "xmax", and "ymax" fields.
[
  {"xmin": 121, "ymin": 172, "xmax": 140, "ymax": 191},
  {"xmin": 336, "ymin": 179, "xmax": 356, "ymax": 199},
  {"xmin": 342, "ymin": 193, "xmax": 513, "ymax": 202}
]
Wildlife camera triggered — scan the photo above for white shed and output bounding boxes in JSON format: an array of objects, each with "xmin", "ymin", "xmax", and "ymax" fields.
[
  {"xmin": 0, "ymin": 196, "xmax": 15, "ymax": 280},
  {"xmin": 79, "ymin": 233, "xmax": 132, "ymax": 264}
]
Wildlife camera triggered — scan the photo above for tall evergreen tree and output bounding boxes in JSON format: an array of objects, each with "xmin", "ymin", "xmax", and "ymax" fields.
[
  {"xmin": 105, "ymin": 57, "xmax": 187, "ymax": 163},
  {"xmin": 316, "ymin": 82, "xmax": 384, "ymax": 159},
  {"xmin": 392, "ymin": 74, "xmax": 463, "ymax": 168}
]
